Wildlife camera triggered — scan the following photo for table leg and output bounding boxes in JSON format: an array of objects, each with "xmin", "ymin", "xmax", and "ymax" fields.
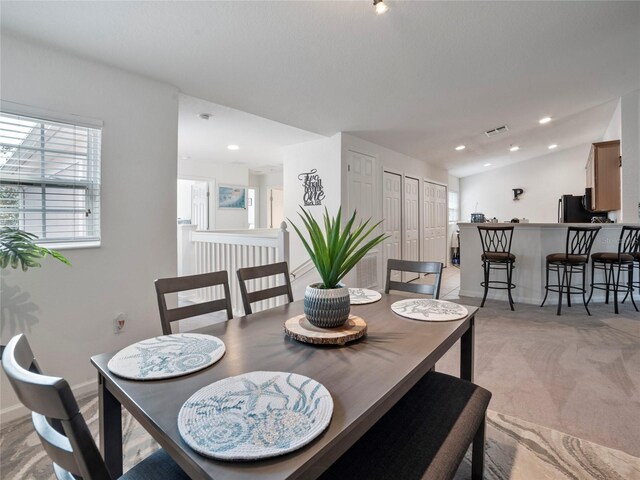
[
  {"xmin": 98, "ymin": 373, "xmax": 123, "ymax": 478},
  {"xmin": 460, "ymin": 315, "xmax": 475, "ymax": 383}
]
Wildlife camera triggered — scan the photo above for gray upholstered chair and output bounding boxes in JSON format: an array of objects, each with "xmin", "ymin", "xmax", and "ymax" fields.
[
  {"xmin": 237, "ymin": 261, "xmax": 294, "ymax": 315},
  {"xmin": 385, "ymin": 259, "xmax": 443, "ymax": 298},
  {"xmin": 155, "ymin": 270, "xmax": 233, "ymax": 334},
  {"xmin": 1, "ymin": 334, "xmax": 189, "ymax": 480},
  {"xmin": 319, "ymin": 371, "xmax": 491, "ymax": 480}
]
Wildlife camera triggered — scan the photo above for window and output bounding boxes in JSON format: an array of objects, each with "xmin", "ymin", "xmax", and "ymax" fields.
[
  {"xmin": 448, "ymin": 191, "xmax": 459, "ymax": 222},
  {"xmin": 0, "ymin": 109, "xmax": 101, "ymax": 245}
]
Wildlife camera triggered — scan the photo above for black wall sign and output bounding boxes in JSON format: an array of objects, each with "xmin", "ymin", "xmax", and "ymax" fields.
[{"xmin": 298, "ymin": 169, "xmax": 325, "ymax": 206}]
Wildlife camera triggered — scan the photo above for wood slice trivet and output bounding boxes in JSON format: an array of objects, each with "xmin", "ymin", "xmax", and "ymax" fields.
[{"xmin": 284, "ymin": 315, "xmax": 367, "ymax": 345}]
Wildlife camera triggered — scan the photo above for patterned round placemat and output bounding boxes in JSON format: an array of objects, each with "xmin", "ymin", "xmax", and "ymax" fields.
[
  {"xmin": 349, "ymin": 288, "xmax": 382, "ymax": 305},
  {"xmin": 107, "ymin": 333, "xmax": 225, "ymax": 380},
  {"xmin": 390, "ymin": 299, "xmax": 469, "ymax": 322},
  {"xmin": 178, "ymin": 371, "xmax": 333, "ymax": 460}
]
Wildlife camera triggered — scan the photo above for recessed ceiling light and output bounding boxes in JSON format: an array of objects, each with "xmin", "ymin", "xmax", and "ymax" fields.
[
  {"xmin": 374, "ymin": 0, "xmax": 389, "ymax": 15},
  {"xmin": 483, "ymin": 163, "xmax": 492, "ymax": 167},
  {"xmin": 509, "ymin": 145, "xmax": 520, "ymax": 152},
  {"xmin": 455, "ymin": 145, "xmax": 466, "ymax": 151},
  {"xmin": 198, "ymin": 113, "xmax": 212, "ymax": 120},
  {"xmin": 548, "ymin": 144, "xmax": 558, "ymax": 149},
  {"xmin": 227, "ymin": 144, "xmax": 240, "ymax": 151},
  {"xmin": 539, "ymin": 116, "xmax": 552, "ymax": 124}
]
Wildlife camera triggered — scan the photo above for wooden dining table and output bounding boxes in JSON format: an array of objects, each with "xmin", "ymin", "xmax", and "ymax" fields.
[{"xmin": 91, "ymin": 294, "xmax": 477, "ymax": 480}]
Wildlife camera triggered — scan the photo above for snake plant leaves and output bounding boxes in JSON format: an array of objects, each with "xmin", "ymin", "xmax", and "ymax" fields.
[{"xmin": 289, "ymin": 207, "xmax": 388, "ymax": 289}]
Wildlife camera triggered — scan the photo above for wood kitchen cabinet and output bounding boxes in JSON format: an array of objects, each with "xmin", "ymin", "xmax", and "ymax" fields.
[{"xmin": 585, "ymin": 140, "xmax": 620, "ymax": 212}]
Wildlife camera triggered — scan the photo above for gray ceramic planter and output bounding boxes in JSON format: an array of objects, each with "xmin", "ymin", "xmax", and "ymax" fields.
[{"xmin": 304, "ymin": 283, "xmax": 350, "ymax": 328}]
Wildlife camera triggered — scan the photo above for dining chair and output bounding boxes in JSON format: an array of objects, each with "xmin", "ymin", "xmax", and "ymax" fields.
[
  {"xmin": 237, "ymin": 261, "xmax": 294, "ymax": 315},
  {"xmin": 155, "ymin": 270, "xmax": 233, "ymax": 335},
  {"xmin": 319, "ymin": 371, "xmax": 491, "ymax": 480},
  {"xmin": 1, "ymin": 334, "xmax": 189, "ymax": 480},
  {"xmin": 385, "ymin": 259, "xmax": 443, "ymax": 298}
]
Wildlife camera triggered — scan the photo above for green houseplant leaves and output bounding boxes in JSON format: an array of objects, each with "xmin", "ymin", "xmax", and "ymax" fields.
[
  {"xmin": 289, "ymin": 207, "xmax": 387, "ymax": 289},
  {"xmin": 0, "ymin": 228, "xmax": 71, "ymax": 271}
]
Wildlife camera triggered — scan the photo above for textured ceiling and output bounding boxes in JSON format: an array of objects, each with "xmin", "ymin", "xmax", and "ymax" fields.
[{"xmin": 2, "ymin": 1, "xmax": 639, "ymax": 176}]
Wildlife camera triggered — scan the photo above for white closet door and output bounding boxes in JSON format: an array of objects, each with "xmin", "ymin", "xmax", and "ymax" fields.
[
  {"xmin": 347, "ymin": 151, "xmax": 378, "ymax": 288},
  {"xmin": 423, "ymin": 182, "xmax": 436, "ymax": 262},
  {"xmin": 383, "ymin": 171, "xmax": 401, "ymax": 284},
  {"xmin": 403, "ymin": 176, "xmax": 419, "ymax": 282},
  {"xmin": 435, "ymin": 184, "xmax": 448, "ymax": 264},
  {"xmin": 191, "ymin": 182, "xmax": 209, "ymax": 229}
]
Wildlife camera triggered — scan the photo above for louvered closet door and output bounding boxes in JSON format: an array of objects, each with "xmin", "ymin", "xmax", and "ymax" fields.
[
  {"xmin": 403, "ymin": 176, "xmax": 419, "ymax": 282},
  {"xmin": 435, "ymin": 184, "xmax": 447, "ymax": 264},
  {"xmin": 347, "ymin": 150, "xmax": 378, "ymax": 288},
  {"xmin": 423, "ymin": 181, "xmax": 436, "ymax": 262},
  {"xmin": 383, "ymin": 171, "xmax": 401, "ymax": 284}
]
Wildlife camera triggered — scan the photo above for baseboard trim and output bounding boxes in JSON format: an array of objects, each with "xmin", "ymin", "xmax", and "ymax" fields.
[
  {"xmin": 458, "ymin": 289, "xmax": 624, "ymax": 306},
  {"xmin": 1, "ymin": 378, "xmax": 97, "ymax": 424}
]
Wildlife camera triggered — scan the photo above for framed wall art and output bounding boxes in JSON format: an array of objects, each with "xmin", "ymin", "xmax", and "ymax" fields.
[{"xmin": 217, "ymin": 185, "xmax": 247, "ymax": 209}]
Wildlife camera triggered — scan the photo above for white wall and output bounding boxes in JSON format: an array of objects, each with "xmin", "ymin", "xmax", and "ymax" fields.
[
  {"xmin": 620, "ymin": 90, "xmax": 640, "ymax": 223},
  {"xmin": 0, "ymin": 35, "xmax": 179, "ymax": 419},
  {"xmin": 282, "ymin": 134, "xmax": 342, "ymax": 273},
  {"xmin": 178, "ymin": 160, "xmax": 249, "ymax": 229},
  {"xmin": 603, "ymin": 99, "xmax": 622, "ymax": 141},
  {"xmin": 460, "ymin": 144, "xmax": 590, "ymax": 223},
  {"xmin": 254, "ymin": 171, "xmax": 283, "ymax": 229}
]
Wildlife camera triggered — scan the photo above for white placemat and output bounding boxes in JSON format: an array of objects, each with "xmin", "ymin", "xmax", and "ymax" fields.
[
  {"xmin": 107, "ymin": 333, "xmax": 225, "ymax": 380},
  {"xmin": 349, "ymin": 288, "xmax": 382, "ymax": 305},
  {"xmin": 178, "ymin": 371, "xmax": 333, "ymax": 461},
  {"xmin": 390, "ymin": 299, "xmax": 469, "ymax": 322}
]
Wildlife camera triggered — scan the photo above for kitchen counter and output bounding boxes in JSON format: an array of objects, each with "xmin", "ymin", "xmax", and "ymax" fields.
[{"xmin": 457, "ymin": 222, "xmax": 637, "ymax": 305}]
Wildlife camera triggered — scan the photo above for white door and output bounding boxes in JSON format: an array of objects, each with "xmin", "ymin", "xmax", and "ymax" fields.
[
  {"xmin": 347, "ymin": 150, "xmax": 378, "ymax": 288},
  {"xmin": 268, "ymin": 188, "xmax": 284, "ymax": 228},
  {"xmin": 403, "ymin": 176, "xmax": 419, "ymax": 282},
  {"xmin": 435, "ymin": 184, "xmax": 448, "ymax": 264},
  {"xmin": 191, "ymin": 182, "xmax": 209, "ymax": 229},
  {"xmin": 423, "ymin": 181, "xmax": 447, "ymax": 264},
  {"xmin": 383, "ymin": 171, "xmax": 402, "ymax": 283}
]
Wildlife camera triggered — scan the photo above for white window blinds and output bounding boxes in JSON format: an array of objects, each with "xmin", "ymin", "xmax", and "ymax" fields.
[{"xmin": 0, "ymin": 111, "xmax": 101, "ymax": 244}]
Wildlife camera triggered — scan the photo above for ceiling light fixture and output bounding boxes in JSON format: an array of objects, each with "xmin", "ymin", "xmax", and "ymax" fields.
[
  {"xmin": 484, "ymin": 163, "xmax": 492, "ymax": 167},
  {"xmin": 198, "ymin": 113, "xmax": 212, "ymax": 120},
  {"xmin": 509, "ymin": 145, "xmax": 520, "ymax": 152},
  {"xmin": 374, "ymin": 0, "xmax": 389, "ymax": 15},
  {"xmin": 455, "ymin": 145, "xmax": 466, "ymax": 151},
  {"xmin": 227, "ymin": 144, "xmax": 240, "ymax": 151},
  {"xmin": 539, "ymin": 116, "xmax": 552, "ymax": 124},
  {"xmin": 548, "ymin": 144, "xmax": 558, "ymax": 149}
]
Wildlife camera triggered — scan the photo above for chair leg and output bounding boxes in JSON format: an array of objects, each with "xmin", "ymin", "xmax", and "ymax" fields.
[
  {"xmin": 566, "ymin": 265, "xmax": 574, "ymax": 308},
  {"xmin": 605, "ymin": 264, "xmax": 611, "ymax": 304},
  {"xmin": 471, "ymin": 414, "xmax": 486, "ymax": 480},
  {"xmin": 480, "ymin": 262, "xmax": 490, "ymax": 308},
  {"xmin": 587, "ymin": 261, "xmax": 595, "ymax": 305},
  {"xmin": 507, "ymin": 263, "xmax": 515, "ymax": 311},
  {"xmin": 629, "ymin": 266, "xmax": 639, "ymax": 312},
  {"xmin": 582, "ymin": 265, "xmax": 591, "ymax": 316},
  {"xmin": 540, "ymin": 262, "xmax": 550, "ymax": 307},
  {"xmin": 557, "ymin": 266, "xmax": 565, "ymax": 316},
  {"xmin": 614, "ymin": 264, "xmax": 621, "ymax": 314}
]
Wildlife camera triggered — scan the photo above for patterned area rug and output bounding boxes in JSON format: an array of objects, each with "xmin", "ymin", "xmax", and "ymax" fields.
[{"xmin": 1, "ymin": 394, "xmax": 638, "ymax": 479}]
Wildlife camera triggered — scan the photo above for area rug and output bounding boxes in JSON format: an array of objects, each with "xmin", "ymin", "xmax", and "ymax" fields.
[{"xmin": 1, "ymin": 395, "xmax": 638, "ymax": 480}]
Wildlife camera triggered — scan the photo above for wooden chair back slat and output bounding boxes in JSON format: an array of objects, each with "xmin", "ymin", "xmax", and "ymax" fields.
[
  {"xmin": 155, "ymin": 271, "xmax": 233, "ymax": 335},
  {"xmin": 237, "ymin": 262, "xmax": 293, "ymax": 315},
  {"xmin": 385, "ymin": 259, "xmax": 443, "ymax": 298}
]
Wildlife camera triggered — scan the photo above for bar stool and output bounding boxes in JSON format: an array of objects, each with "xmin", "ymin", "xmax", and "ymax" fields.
[
  {"xmin": 623, "ymin": 251, "xmax": 640, "ymax": 306},
  {"xmin": 477, "ymin": 226, "xmax": 516, "ymax": 310},
  {"xmin": 541, "ymin": 226, "xmax": 600, "ymax": 316},
  {"xmin": 588, "ymin": 226, "xmax": 640, "ymax": 314}
]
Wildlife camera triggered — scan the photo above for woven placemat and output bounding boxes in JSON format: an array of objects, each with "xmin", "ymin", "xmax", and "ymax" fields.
[
  {"xmin": 390, "ymin": 299, "xmax": 469, "ymax": 322},
  {"xmin": 349, "ymin": 288, "xmax": 382, "ymax": 305},
  {"xmin": 178, "ymin": 371, "xmax": 333, "ymax": 460},
  {"xmin": 107, "ymin": 333, "xmax": 225, "ymax": 380},
  {"xmin": 284, "ymin": 315, "xmax": 367, "ymax": 345}
]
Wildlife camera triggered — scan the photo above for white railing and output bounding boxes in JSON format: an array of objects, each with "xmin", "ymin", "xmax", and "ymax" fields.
[{"xmin": 186, "ymin": 222, "xmax": 290, "ymax": 315}]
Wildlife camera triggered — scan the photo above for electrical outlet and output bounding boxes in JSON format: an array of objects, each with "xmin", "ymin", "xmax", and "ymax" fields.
[{"xmin": 114, "ymin": 313, "xmax": 126, "ymax": 334}]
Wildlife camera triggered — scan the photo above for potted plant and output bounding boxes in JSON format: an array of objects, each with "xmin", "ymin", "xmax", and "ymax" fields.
[
  {"xmin": 0, "ymin": 228, "xmax": 70, "ymax": 271},
  {"xmin": 289, "ymin": 207, "xmax": 387, "ymax": 328}
]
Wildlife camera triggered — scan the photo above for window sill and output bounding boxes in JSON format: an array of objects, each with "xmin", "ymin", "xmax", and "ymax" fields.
[{"xmin": 38, "ymin": 241, "xmax": 101, "ymax": 251}]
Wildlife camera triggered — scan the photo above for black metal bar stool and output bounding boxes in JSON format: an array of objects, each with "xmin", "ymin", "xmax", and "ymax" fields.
[
  {"xmin": 588, "ymin": 226, "xmax": 640, "ymax": 314},
  {"xmin": 623, "ymin": 251, "xmax": 640, "ymax": 305},
  {"xmin": 477, "ymin": 226, "xmax": 516, "ymax": 310},
  {"xmin": 541, "ymin": 226, "xmax": 600, "ymax": 316}
]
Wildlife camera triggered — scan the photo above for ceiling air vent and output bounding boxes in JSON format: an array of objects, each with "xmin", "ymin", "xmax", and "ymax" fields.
[{"xmin": 484, "ymin": 125, "xmax": 509, "ymax": 137}]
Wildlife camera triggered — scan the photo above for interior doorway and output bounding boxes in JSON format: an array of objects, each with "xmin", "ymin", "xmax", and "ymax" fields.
[{"xmin": 268, "ymin": 187, "xmax": 284, "ymax": 228}]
